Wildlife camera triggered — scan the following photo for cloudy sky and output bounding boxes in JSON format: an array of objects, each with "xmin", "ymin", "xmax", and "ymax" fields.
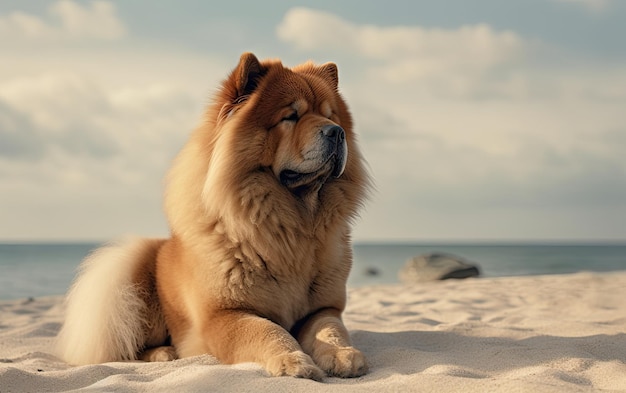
[{"xmin": 1, "ymin": 0, "xmax": 625, "ymax": 242}]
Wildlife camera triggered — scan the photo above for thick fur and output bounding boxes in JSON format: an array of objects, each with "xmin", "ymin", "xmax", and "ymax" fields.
[
  {"xmin": 56, "ymin": 238, "xmax": 169, "ymax": 364},
  {"xmin": 56, "ymin": 53, "xmax": 370, "ymax": 380}
]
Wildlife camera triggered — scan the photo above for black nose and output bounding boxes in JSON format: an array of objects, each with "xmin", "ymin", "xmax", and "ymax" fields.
[{"xmin": 322, "ymin": 125, "xmax": 345, "ymax": 143}]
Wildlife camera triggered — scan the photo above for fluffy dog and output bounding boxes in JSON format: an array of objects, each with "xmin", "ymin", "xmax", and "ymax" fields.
[{"xmin": 56, "ymin": 53, "xmax": 370, "ymax": 380}]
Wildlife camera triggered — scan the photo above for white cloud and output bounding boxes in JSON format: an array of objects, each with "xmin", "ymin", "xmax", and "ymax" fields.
[
  {"xmin": 0, "ymin": 70, "xmax": 202, "ymax": 240},
  {"xmin": 0, "ymin": 1, "xmax": 232, "ymax": 240},
  {"xmin": 278, "ymin": 7, "xmax": 527, "ymax": 100},
  {"xmin": 278, "ymin": 8, "xmax": 523, "ymax": 63},
  {"xmin": 0, "ymin": 68, "xmax": 213, "ymax": 178},
  {"xmin": 0, "ymin": 0, "xmax": 126, "ymax": 41}
]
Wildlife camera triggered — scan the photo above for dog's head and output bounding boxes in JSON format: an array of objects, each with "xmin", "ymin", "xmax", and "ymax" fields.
[
  {"xmin": 165, "ymin": 53, "xmax": 369, "ymax": 236},
  {"xmin": 214, "ymin": 53, "xmax": 353, "ymax": 196}
]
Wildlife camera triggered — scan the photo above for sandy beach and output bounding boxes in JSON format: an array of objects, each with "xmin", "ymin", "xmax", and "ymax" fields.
[{"xmin": 1, "ymin": 272, "xmax": 625, "ymax": 392}]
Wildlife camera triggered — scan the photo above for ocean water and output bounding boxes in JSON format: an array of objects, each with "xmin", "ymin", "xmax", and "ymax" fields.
[
  {"xmin": 350, "ymin": 243, "xmax": 626, "ymax": 287},
  {"xmin": 0, "ymin": 242, "xmax": 625, "ymax": 300}
]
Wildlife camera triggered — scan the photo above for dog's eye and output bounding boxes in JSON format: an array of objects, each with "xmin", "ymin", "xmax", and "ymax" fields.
[{"xmin": 282, "ymin": 112, "xmax": 299, "ymax": 122}]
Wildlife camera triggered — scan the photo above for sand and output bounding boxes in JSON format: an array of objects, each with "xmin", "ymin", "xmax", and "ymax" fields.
[{"xmin": 1, "ymin": 272, "xmax": 626, "ymax": 392}]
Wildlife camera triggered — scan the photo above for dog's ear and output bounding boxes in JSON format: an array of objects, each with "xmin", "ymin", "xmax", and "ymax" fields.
[
  {"xmin": 316, "ymin": 62, "xmax": 338, "ymax": 90},
  {"xmin": 234, "ymin": 52, "xmax": 265, "ymax": 99},
  {"xmin": 216, "ymin": 53, "xmax": 267, "ymax": 121}
]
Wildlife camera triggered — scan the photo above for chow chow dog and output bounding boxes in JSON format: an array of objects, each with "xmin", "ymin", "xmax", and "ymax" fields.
[{"xmin": 56, "ymin": 53, "xmax": 370, "ymax": 380}]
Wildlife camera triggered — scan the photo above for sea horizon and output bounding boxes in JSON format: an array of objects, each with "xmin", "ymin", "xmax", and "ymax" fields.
[{"xmin": 1, "ymin": 241, "xmax": 625, "ymax": 300}]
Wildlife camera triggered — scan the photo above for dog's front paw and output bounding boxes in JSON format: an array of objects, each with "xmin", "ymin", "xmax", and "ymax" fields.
[
  {"xmin": 315, "ymin": 346, "xmax": 368, "ymax": 378},
  {"xmin": 266, "ymin": 351, "xmax": 325, "ymax": 381}
]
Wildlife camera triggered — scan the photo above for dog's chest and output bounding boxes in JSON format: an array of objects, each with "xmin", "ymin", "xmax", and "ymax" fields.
[{"xmin": 254, "ymin": 249, "xmax": 346, "ymax": 327}]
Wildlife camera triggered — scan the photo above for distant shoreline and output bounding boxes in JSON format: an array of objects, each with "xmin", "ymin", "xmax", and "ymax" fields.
[{"xmin": 2, "ymin": 243, "xmax": 626, "ymax": 300}]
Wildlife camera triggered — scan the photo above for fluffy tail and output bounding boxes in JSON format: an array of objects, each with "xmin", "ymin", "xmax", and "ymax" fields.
[{"xmin": 56, "ymin": 237, "xmax": 167, "ymax": 365}]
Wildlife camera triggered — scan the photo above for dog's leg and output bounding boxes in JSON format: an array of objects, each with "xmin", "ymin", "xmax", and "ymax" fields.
[
  {"xmin": 193, "ymin": 310, "xmax": 325, "ymax": 380},
  {"xmin": 295, "ymin": 308, "xmax": 368, "ymax": 378}
]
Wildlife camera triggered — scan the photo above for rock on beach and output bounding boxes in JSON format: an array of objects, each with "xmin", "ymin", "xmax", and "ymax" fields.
[{"xmin": 399, "ymin": 252, "xmax": 481, "ymax": 283}]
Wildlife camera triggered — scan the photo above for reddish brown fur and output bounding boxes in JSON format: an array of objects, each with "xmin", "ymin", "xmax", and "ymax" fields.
[
  {"xmin": 59, "ymin": 53, "xmax": 370, "ymax": 380},
  {"xmin": 154, "ymin": 53, "xmax": 370, "ymax": 378}
]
